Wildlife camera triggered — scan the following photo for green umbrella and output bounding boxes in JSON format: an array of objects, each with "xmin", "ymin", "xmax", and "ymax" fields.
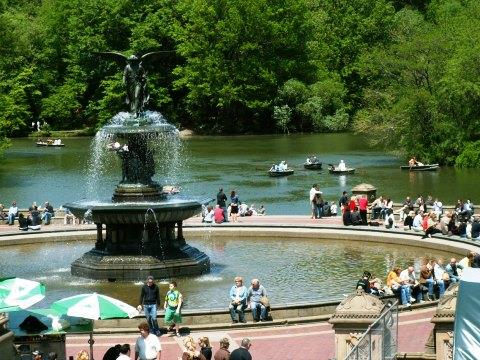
[
  {"xmin": 52, "ymin": 293, "xmax": 139, "ymax": 360},
  {"xmin": 0, "ymin": 277, "xmax": 46, "ymax": 312},
  {"xmin": 51, "ymin": 292, "xmax": 138, "ymax": 320}
]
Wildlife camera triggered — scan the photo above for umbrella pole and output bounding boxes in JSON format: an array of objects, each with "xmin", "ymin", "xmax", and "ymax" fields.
[{"xmin": 88, "ymin": 321, "xmax": 95, "ymax": 360}]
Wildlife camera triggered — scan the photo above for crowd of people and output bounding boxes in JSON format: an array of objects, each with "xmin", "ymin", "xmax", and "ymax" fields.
[
  {"xmin": 96, "ymin": 275, "xmax": 259, "ymax": 360},
  {"xmin": 320, "ymin": 189, "xmax": 479, "ymax": 240},
  {"xmin": 202, "ymin": 188, "xmax": 266, "ymax": 224},
  {"xmin": 0, "ymin": 200, "xmax": 56, "ymax": 230},
  {"xmin": 357, "ymin": 251, "xmax": 480, "ymax": 307}
]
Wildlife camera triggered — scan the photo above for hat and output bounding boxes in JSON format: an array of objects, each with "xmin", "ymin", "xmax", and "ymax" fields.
[{"xmin": 32, "ymin": 350, "xmax": 41, "ymax": 356}]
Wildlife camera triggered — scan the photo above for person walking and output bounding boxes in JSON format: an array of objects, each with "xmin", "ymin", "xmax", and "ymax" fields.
[
  {"xmin": 135, "ymin": 322, "xmax": 161, "ymax": 360},
  {"xmin": 217, "ymin": 188, "xmax": 228, "ymax": 223},
  {"xmin": 213, "ymin": 338, "xmax": 230, "ymax": 360},
  {"xmin": 138, "ymin": 275, "xmax": 161, "ymax": 336},
  {"xmin": 164, "ymin": 281, "xmax": 183, "ymax": 336},
  {"xmin": 229, "ymin": 338, "xmax": 252, "ymax": 360}
]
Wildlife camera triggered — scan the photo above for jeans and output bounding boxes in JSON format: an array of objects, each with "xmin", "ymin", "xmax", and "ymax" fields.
[
  {"xmin": 436, "ymin": 279, "xmax": 446, "ymax": 297},
  {"xmin": 221, "ymin": 206, "xmax": 229, "ymax": 222},
  {"xmin": 42, "ymin": 212, "xmax": 52, "ymax": 224},
  {"xmin": 316, "ymin": 204, "xmax": 324, "ymax": 218},
  {"xmin": 396, "ymin": 285, "xmax": 411, "ymax": 305},
  {"xmin": 229, "ymin": 302, "xmax": 246, "ymax": 322},
  {"xmin": 143, "ymin": 304, "xmax": 159, "ymax": 333},
  {"xmin": 424, "ymin": 278, "xmax": 435, "ymax": 295},
  {"xmin": 371, "ymin": 207, "xmax": 382, "ymax": 220},
  {"xmin": 250, "ymin": 301, "xmax": 267, "ymax": 321},
  {"xmin": 7, "ymin": 213, "xmax": 16, "ymax": 225}
]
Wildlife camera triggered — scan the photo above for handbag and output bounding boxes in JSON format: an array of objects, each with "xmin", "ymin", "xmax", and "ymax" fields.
[{"xmin": 260, "ymin": 296, "xmax": 270, "ymax": 307}]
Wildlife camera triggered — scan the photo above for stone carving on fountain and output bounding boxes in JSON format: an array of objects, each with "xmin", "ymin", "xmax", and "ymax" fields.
[{"xmin": 64, "ymin": 52, "xmax": 210, "ymax": 280}]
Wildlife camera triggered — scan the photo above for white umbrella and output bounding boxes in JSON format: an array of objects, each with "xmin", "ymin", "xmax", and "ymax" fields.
[
  {"xmin": 52, "ymin": 293, "xmax": 139, "ymax": 359},
  {"xmin": 0, "ymin": 277, "xmax": 46, "ymax": 312},
  {"xmin": 52, "ymin": 292, "xmax": 138, "ymax": 320}
]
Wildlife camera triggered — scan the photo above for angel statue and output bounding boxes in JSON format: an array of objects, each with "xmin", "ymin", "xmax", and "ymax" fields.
[{"xmin": 96, "ymin": 51, "xmax": 166, "ymax": 117}]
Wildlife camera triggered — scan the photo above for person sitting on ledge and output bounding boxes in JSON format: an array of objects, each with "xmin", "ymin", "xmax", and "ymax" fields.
[
  {"xmin": 384, "ymin": 208, "xmax": 396, "ymax": 229},
  {"xmin": 356, "ymin": 271, "xmax": 382, "ymax": 296},
  {"xmin": 403, "ymin": 210, "xmax": 415, "ymax": 230},
  {"xmin": 247, "ymin": 279, "xmax": 269, "ymax": 322},
  {"xmin": 18, "ymin": 213, "xmax": 29, "ymax": 231},
  {"xmin": 386, "ymin": 267, "xmax": 412, "ymax": 306},
  {"xmin": 229, "ymin": 276, "xmax": 248, "ymax": 323},
  {"xmin": 41, "ymin": 201, "xmax": 54, "ymax": 225},
  {"xmin": 7, "ymin": 201, "xmax": 18, "ymax": 225},
  {"xmin": 28, "ymin": 206, "xmax": 42, "ymax": 230},
  {"xmin": 213, "ymin": 205, "xmax": 224, "ymax": 224},
  {"xmin": 412, "ymin": 210, "xmax": 423, "ymax": 232}
]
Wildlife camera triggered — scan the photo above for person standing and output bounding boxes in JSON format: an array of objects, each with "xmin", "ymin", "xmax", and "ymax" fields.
[
  {"xmin": 229, "ymin": 338, "xmax": 252, "ymax": 360},
  {"xmin": 358, "ymin": 195, "xmax": 368, "ymax": 225},
  {"xmin": 164, "ymin": 281, "xmax": 183, "ymax": 336},
  {"xmin": 135, "ymin": 322, "xmax": 161, "ymax": 360},
  {"xmin": 138, "ymin": 276, "xmax": 160, "ymax": 336},
  {"xmin": 217, "ymin": 188, "xmax": 228, "ymax": 223},
  {"xmin": 309, "ymin": 184, "xmax": 321, "ymax": 219},
  {"xmin": 213, "ymin": 338, "xmax": 230, "ymax": 360}
]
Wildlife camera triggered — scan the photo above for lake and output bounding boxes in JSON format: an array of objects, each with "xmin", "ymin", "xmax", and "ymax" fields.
[{"xmin": 1, "ymin": 133, "xmax": 479, "ymax": 214}]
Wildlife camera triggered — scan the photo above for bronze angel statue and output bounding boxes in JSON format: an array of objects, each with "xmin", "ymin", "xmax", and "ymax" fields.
[{"xmin": 96, "ymin": 51, "xmax": 168, "ymax": 117}]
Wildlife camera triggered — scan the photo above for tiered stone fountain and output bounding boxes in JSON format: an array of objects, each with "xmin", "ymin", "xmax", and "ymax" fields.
[{"xmin": 64, "ymin": 53, "xmax": 210, "ymax": 280}]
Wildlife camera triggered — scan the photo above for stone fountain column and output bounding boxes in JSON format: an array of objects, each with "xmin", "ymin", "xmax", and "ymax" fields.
[
  {"xmin": 328, "ymin": 289, "xmax": 384, "ymax": 359},
  {"xmin": 429, "ymin": 283, "xmax": 458, "ymax": 360}
]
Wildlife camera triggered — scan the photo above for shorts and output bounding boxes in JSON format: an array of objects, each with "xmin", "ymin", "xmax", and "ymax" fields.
[{"xmin": 164, "ymin": 306, "xmax": 182, "ymax": 324}]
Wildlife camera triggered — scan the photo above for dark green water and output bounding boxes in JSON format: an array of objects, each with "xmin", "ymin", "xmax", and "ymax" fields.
[{"xmin": 1, "ymin": 134, "xmax": 480, "ymax": 214}]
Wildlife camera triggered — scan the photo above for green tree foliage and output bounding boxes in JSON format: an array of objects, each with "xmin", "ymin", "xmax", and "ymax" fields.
[
  {"xmin": 0, "ymin": 0, "xmax": 479, "ymax": 167},
  {"xmin": 354, "ymin": 1, "xmax": 480, "ymax": 165}
]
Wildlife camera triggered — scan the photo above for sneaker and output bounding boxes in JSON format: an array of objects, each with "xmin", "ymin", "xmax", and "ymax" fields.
[
  {"xmin": 427, "ymin": 294, "xmax": 436, "ymax": 301},
  {"xmin": 405, "ymin": 303, "xmax": 411, "ymax": 307},
  {"xmin": 175, "ymin": 332, "xmax": 181, "ymax": 337},
  {"xmin": 428, "ymin": 234, "xmax": 432, "ymax": 238},
  {"xmin": 419, "ymin": 300, "xmax": 425, "ymax": 304},
  {"xmin": 409, "ymin": 297, "xmax": 415, "ymax": 302},
  {"xmin": 231, "ymin": 320, "xmax": 238, "ymax": 324},
  {"xmin": 240, "ymin": 319, "xmax": 247, "ymax": 323}
]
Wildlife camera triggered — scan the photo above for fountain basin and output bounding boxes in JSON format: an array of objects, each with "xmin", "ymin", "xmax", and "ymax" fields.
[{"xmin": 64, "ymin": 196, "xmax": 211, "ymax": 280}]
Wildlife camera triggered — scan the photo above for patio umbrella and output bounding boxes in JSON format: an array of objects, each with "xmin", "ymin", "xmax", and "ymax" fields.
[
  {"xmin": 52, "ymin": 293, "xmax": 139, "ymax": 359},
  {"xmin": 0, "ymin": 277, "xmax": 46, "ymax": 312}
]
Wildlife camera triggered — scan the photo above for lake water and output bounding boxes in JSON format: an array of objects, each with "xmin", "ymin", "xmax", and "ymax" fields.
[{"xmin": 1, "ymin": 134, "xmax": 480, "ymax": 214}]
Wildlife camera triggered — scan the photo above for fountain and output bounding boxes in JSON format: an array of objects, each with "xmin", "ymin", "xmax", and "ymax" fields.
[{"xmin": 64, "ymin": 52, "xmax": 210, "ymax": 281}]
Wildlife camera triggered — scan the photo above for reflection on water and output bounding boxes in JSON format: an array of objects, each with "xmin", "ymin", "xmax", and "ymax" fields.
[{"xmin": 0, "ymin": 238, "xmax": 456, "ymax": 309}]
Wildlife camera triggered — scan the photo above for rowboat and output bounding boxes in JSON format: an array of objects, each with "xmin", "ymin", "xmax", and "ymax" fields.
[
  {"xmin": 268, "ymin": 169, "xmax": 294, "ymax": 177},
  {"xmin": 304, "ymin": 162, "xmax": 322, "ymax": 170},
  {"xmin": 400, "ymin": 164, "xmax": 439, "ymax": 171},
  {"xmin": 36, "ymin": 139, "xmax": 65, "ymax": 147},
  {"xmin": 328, "ymin": 165, "xmax": 355, "ymax": 174}
]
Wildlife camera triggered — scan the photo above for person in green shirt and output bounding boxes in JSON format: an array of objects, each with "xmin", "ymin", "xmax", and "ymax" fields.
[{"xmin": 164, "ymin": 281, "xmax": 183, "ymax": 336}]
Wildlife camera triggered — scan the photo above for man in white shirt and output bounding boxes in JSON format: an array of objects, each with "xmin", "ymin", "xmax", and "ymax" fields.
[
  {"xmin": 135, "ymin": 322, "xmax": 161, "ymax": 360},
  {"xmin": 7, "ymin": 201, "xmax": 18, "ymax": 225},
  {"xmin": 118, "ymin": 344, "xmax": 131, "ymax": 360},
  {"xmin": 400, "ymin": 266, "xmax": 423, "ymax": 303},
  {"xmin": 309, "ymin": 184, "xmax": 321, "ymax": 219},
  {"xmin": 412, "ymin": 211, "xmax": 423, "ymax": 232}
]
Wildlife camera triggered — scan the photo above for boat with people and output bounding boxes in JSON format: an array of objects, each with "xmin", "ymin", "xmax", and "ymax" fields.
[
  {"xmin": 401, "ymin": 157, "xmax": 439, "ymax": 171},
  {"xmin": 328, "ymin": 160, "xmax": 355, "ymax": 174},
  {"xmin": 400, "ymin": 164, "xmax": 439, "ymax": 171},
  {"xmin": 269, "ymin": 161, "xmax": 294, "ymax": 177},
  {"xmin": 304, "ymin": 155, "xmax": 322, "ymax": 170},
  {"xmin": 36, "ymin": 139, "xmax": 65, "ymax": 147}
]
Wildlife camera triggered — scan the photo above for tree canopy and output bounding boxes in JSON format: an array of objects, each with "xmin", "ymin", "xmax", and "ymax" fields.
[{"xmin": 0, "ymin": 0, "xmax": 479, "ymax": 165}]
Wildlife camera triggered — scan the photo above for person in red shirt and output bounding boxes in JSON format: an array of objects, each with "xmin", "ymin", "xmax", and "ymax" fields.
[
  {"xmin": 213, "ymin": 205, "xmax": 224, "ymax": 224},
  {"xmin": 358, "ymin": 195, "xmax": 368, "ymax": 225}
]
